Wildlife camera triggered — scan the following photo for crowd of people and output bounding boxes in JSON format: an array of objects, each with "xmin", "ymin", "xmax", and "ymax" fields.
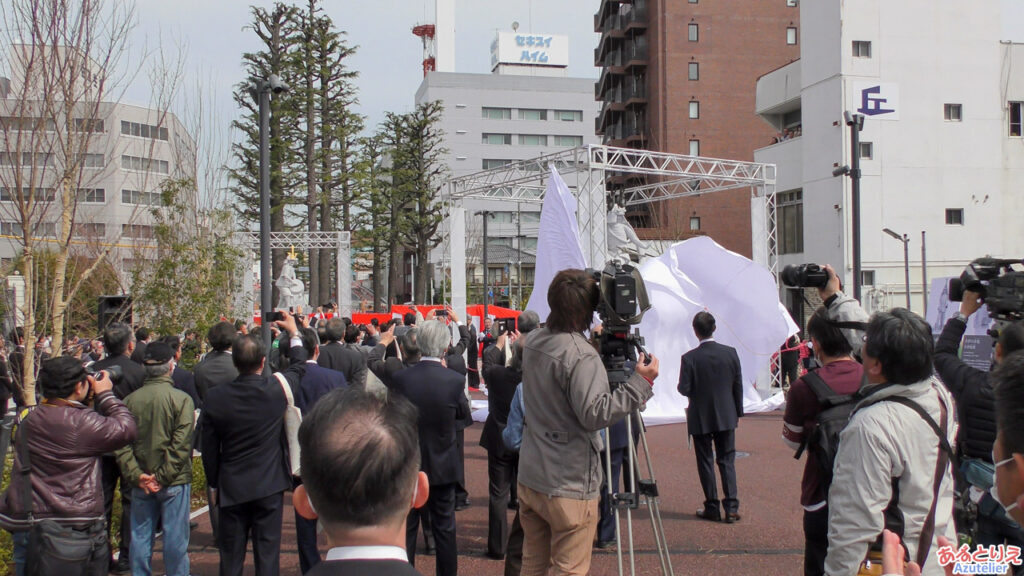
[{"xmin": 0, "ymin": 263, "xmax": 1020, "ymax": 576}]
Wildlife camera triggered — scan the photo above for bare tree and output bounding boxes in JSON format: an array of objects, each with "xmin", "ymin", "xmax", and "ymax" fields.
[{"xmin": 0, "ymin": 0, "xmax": 140, "ymax": 404}]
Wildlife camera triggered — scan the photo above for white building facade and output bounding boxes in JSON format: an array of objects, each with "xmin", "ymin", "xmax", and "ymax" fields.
[{"xmin": 754, "ymin": 0, "xmax": 1024, "ymax": 319}]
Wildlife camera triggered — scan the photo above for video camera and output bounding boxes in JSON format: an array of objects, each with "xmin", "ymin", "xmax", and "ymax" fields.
[
  {"xmin": 949, "ymin": 257, "xmax": 1024, "ymax": 321},
  {"xmin": 780, "ymin": 263, "xmax": 830, "ymax": 289},
  {"xmin": 587, "ymin": 262, "xmax": 651, "ymax": 386}
]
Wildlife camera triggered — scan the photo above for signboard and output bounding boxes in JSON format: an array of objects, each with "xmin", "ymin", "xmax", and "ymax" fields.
[
  {"xmin": 926, "ymin": 277, "xmax": 994, "ymax": 371},
  {"xmin": 490, "ymin": 31, "xmax": 569, "ymax": 69},
  {"xmin": 852, "ymin": 81, "xmax": 900, "ymax": 120}
]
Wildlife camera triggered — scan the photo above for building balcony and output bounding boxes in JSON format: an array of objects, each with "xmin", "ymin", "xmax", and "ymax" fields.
[
  {"xmin": 623, "ymin": 81, "xmax": 647, "ymax": 105},
  {"xmin": 756, "ymin": 59, "xmax": 801, "ymax": 117},
  {"xmin": 625, "ymin": 0, "xmax": 649, "ymax": 31},
  {"xmin": 624, "ymin": 39, "xmax": 648, "ymax": 69}
]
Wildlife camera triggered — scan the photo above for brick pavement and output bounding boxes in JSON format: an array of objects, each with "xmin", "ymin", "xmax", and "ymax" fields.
[{"xmin": 176, "ymin": 411, "xmax": 805, "ymax": 576}]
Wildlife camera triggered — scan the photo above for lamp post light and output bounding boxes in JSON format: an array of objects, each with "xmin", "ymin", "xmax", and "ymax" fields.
[
  {"xmin": 832, "ymin": 111, "xmax": 866, "ymax": 301},
  {"xmin": 883, "ymin": 227, "xmax": 911, "ymax": 309},
  {"xmin": 248, "ymin": 74, "xmax": 289, "ymax": 353}
]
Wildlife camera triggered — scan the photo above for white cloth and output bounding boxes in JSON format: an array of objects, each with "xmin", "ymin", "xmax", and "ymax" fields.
[
  {"xmin": 525, "ymin": 166, "xmax": 588, "ymax": 321},
  {"xmin": 324, "ymin": 545, "xmax": 409, "ymax": 562},
  {"xmin": 636, "ymin": 237, "xmax": 798, "ymax": 425}
]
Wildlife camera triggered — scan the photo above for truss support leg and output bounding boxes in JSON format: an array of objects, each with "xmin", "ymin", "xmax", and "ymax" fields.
[
  {"xmin": 450, "ymin": 205, "xmax": 467, "ymax": 320},
  {"xmin": 337, "ymin": 232, "xmax": 352, "ymax": 316}
]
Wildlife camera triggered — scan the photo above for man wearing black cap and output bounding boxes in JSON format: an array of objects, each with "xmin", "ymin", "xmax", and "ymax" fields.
[{"xmin": 115, "ymin": 341, "xmax": 196, "ymax": 576}]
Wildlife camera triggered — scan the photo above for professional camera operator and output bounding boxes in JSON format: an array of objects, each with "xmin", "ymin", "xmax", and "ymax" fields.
[
  {"xmin": 0, "ymin": 357, "xmax": 138, "ymax": 576},
  {"xmin": 781, "ymin": 266, "xmax": 865, "ymax": 576},
  {"xmin": 935, "ymin": 289, "xmax": 1024, "ymax": 560},
  {"xmin": 518, "ymin": 269, "xmax": 658, "ymax": 576}
]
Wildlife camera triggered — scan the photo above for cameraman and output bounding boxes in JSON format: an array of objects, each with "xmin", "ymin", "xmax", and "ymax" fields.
[
  {"xmin": 0, "ymin": 357, "xmax": 138, "ymax": 576},
  {"xmin": 781, "ymin": 267, "xmax": 865, "ymax": 576},
  {"xmin": 934, "ymin": 289, "xmax": 1024, "ymax": 560},
  {"xmin": 518, "ymin": 269, "xmax": 658, "ymax": 576}
]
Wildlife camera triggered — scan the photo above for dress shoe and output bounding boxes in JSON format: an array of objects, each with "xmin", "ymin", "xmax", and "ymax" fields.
[
  {"xmin": 594, "ymin": 540, "xmax": 616, "ymax": 550},
  {"xmin": 485, "ymin": 551, "xmax": 505, "ymax": 560},
  {"xmin": 695, "ymin": 508, "xmax": 722, "ymax": 522},
  {"xmin": 508, "ymin": 499, "xmax": 519, "ymax": 510},
  {"xmin": 110, "ymin": 557, "xmax": 131, "ymax": 574},
  {"xmin": 455, "ymin": 499, "xmax": 470, "ymax": 511},
  {"xmin": 724, "ymin": 512, "xmax": 742, "ymax": 524}
]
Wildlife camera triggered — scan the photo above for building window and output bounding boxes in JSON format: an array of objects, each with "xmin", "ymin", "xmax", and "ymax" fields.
[
  {"xmin": 0, "ymin": 222, "xmax": 23, "ymax": 236},
  {"xmin": 688, "ymin": 0, "xmax": 697, "ymax": 3},
  {"xmin": 122, "ymin": 224, "xmax": 155, "ymax": 239},
  {"xmin": 482, "ymin": 159, "xmax": 512, "ymax": 169},
  {"xmin": 689, "ymin": 101, "xmax": 700, "ymax": 119},
  {"xmin": 481, "ymin": 107, "xmax": 511, "ymax": 120},
  {"xmin": 688, "ymin": 62, "xmax": 699, "ymax": 81},
  {"xmin": 861, "ymin": 270, "xmax": 876, "ymax": 286},
  {"xmin": 689, "ymin": 139, "xmax": 700, "ymax": 156},
  {"xmin": 786, "ymin": 27, "xmax": 798, "ymax": 45},
  {"xmin": 73, "ymin": 118, "xmax": 104, "ymax": 133},
  {"xmin": 690, "ymin": 216, "xmax": 701, "ymax": 231},
  {"xmin": 482, "ymin": 133, "xmax": 512, "ymax": 145},
  {"xmin": 77, "ymin": 188, "xmax": 105, "ymax": 203},
  {"xmin": 121, "ymin": 155, "xmax": 169, "ymax": 174},
  {"xmin": 1010, "ymin": 102, "xmax": 1023, "ymax": 137},
  {"xmin": 944, "ymin": 103, "xmax": 963, "ymax": 122},
  {"xmin": 945, "ymin": 208, "xmax": 964, "ymax": 225},
  {"xmin": 73, "ymin": 223, "xmax": 105, "ymax": 238},
  {"xmin": 0, "ymin": 152, "xmax": 54, "ymax": 167},
  {"xmin": 521, "ymin": 238, "xmax": 538, "ymax": 251},
  {"xmin": 521, "ymin": 212, "xmax": 541, "ymax": 225},
  {"xmin": 120, "ymin": 120, "xmax": 168, "ymax": 141},
  {"xmin": 688, "ymin": 23, "xmax": 699, "ymax": 42},
  {"xmin": 859, "ymin": 142, "xmax": 873, "ymax": 159},
  {"xmin": 518, "ymin": 109, "xmax": 547, "ymax": 121},
  {"xmin": 77, "ymin": 153, "xmax": 105, "ymax": 168},
  {"xmin": 853, "ymin": 41, "xmax": 872, "ymax": 58},
  {"xmin": 0, "ymin": 116, "xmax": 55, "ymax": 131},
  {"xmin": 0, "ymin": 187, "xmax": 56, "ymax": 202},
  {"xmin": 555, "ymin": 110, "xmax": 583, "ymax": 122},
  {"xmin": 121, "ymin": 189, "xmax": 162, "ymax": 206},
  {"xmin": 787, "ymin": 0, "xmax": 799, "ymax": 6},
  {"xmin": 778, "ymin": 189, "xmax": 804, "ymax": 254},
  {"xmin": 2, "ymin": 221, "xmax": 53, "ymax": 238},
  {"xmin": 518, "ymin": 134, "xmax": 548, "ymax": 146},
  {"xmin": 554, "ymin": 135, "xmax": 583, "ymax": 147}
]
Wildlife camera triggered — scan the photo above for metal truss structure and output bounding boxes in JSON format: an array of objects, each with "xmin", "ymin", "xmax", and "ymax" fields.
[
  {"xmin": 443, "ymin": 144, "xmax": 778, "ymax": 389},
  {"xmin": 241, "ymin": 231, "xmax": 352, "ymax": 316}
]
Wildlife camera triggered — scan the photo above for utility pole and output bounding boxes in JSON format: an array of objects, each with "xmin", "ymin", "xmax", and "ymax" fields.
[
  {"xmin": 883, "ymin": 228, "xmax": 911, "ymax": 309},
  {"xmin": 477, "ymin": 210, "xmax": 493, "ymax": 319},
  {"xmin": 833, "ymin": 111, "xmax": 865, "ymax": 301}
]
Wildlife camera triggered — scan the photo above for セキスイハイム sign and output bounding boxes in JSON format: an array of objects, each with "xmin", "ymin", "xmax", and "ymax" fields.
[
  {"xmin": 490, "ymin": 32, "xmax": 569, "ymax": 69},
  {"xmin": 852, "ymin": 81, "xmax": 900, "ymax": 120}
]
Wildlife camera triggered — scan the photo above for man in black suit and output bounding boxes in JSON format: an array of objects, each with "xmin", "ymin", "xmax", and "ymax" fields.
[
  {"xmin": 318, "ymin": 318, "xmax": 366, "ymax": 388},
  {"xmin": 193, "ymin": 322, "xmax": 239, "ymax": 401},
  {"xmin": 290, "ymin": 327, "xmax": 348, "ymax": 574},
  {"xmin": 130, "ymin": 326, "xmax": 151, "ymax": 364},
  {"xmin": 294, "ymin": 387, "xmax": 427, "ymax": 576},
  {"xmin": 677, "ymin": 311, "xmax": 744, "ymax": 524},
  {"xmin": 466, "ymin": 319, "xmax": 479, "ymax": 389},
  {"xmin": 480, "ymin": 330, "xmax": 522, "ymax": 559},
  {"xmin": 392, "ymin": 320, "xmax": 470, "ymax": 576},
  {"xmin": 200, "ymin": 312, "xmax": 308, "ymax": 576},
  {"xmin": 93, "ymin": 321, "xmax": 146, "ymax": 573}
]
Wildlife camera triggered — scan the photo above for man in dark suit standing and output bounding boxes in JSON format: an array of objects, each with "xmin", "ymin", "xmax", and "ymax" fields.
[
  {"xmin": 318, "ymin": 318, "xmax": 366, "ymax": 388},
  {"xmin": 200, "ymin": 312, "xmax": 308, "ymax": 576},
  {"xmin": 295, "ymin": 388, "xmax": 427, "ymax": 576},
  {"xmin": 677, "ymin": 311, "xmax": 744, "ymax": 524},
  {"xmin": 466, "ymin": 319, "xmax": 479, "ymax": 389},
  {"xmin": 193, "ymin": 322, "xmax": 239, "ymax": 402},
  {"xmin": 392, "ymin": 321, "xmax": 470, "ymax": 576},
  {"xmin": 290, "ymin": 327, "xmax": 348, "ymax": 574}
]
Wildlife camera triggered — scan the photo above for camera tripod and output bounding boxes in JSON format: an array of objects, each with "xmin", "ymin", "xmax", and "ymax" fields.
[{"xmin": 597, "ymin": 329, "xmax": 674, "ymax": 576}]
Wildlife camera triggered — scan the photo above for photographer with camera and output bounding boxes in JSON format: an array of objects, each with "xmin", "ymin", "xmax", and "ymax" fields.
[
  {"xmin": 935, "ymin": 288, "xmax": 1024, "ymax": 564},
  {"xmin": 781, "ymin": 266, "xmax": 865, "ymax": 576},
  {"xmin": 0, "ymin": 357, "xmax": 138, "ymax": 576},
  {"xmin": 518, "ymin": 269, "xmax": 658, "ymax": 576}
]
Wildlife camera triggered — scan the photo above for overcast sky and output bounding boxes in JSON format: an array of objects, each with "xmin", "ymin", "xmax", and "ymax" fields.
[{"xmin": 127, "ymin": 0, "xmax": 1024, "ymax": 162}]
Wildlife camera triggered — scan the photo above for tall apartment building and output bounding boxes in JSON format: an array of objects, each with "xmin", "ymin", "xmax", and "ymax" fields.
[
  {"xmin": 754, "ymin": 0, "xmax": 1024, "ymax": 319},
  {"xmin": 416, "ymin": 33, "xmax": 600, "ymax": 307},
  {"xmin": 595, "ymin": 0, "xmax": 800, "ymax": 256},
  {"xmin": 0, "ymin": 46, "xmax": 196, "ymax": 284}
]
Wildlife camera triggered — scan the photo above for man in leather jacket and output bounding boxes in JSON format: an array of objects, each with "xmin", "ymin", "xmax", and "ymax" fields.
[{"xmin": 0, "ymin": 356, "xmax": 138, "ymax": 576}]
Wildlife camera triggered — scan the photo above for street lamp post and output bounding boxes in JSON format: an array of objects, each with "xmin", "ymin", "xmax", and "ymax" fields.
[
  {"xmin": 832, "ymin": 111, "xmax": 865, "ymax": 301},
  {"xmin": 249, "ymin": 74, "xmax": 289, "ymax": 353},
  {"xmin": 883, "ymin": 228, "xmax": 911, "ymax": 309}
]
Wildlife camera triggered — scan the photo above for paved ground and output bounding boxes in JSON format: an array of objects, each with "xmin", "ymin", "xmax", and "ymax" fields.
[{"xmin": 175, "ymin": 409, "xmax": 806, "ymax": 575}]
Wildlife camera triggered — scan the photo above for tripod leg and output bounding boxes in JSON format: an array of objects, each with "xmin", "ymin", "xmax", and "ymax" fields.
[
  {"xmin": 605, "ymin": 427, "xmax": 624, "ymax": 576},
  {"xmin": 625, "ymin": 414, "xmax": 637, "ymax": 576},
  {"xmin": 633, "ymin": 410, "xmax": 675, "ymax": 576}
]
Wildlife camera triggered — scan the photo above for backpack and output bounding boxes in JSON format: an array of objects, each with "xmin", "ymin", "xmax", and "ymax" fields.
[{"xmin": 795, "ymin": 370, "xmax": 860, "ymax": 486}]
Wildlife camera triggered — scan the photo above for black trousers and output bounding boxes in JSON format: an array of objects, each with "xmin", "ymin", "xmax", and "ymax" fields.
[
  {"xmin": 692, "ymin": 429, "xmax": 738, "ymax": 514},
  {"xmin": 218, "ymin": 492, "xmax": 284, "ymax": 576},
  {"xmin": 486, "ymin": 450, "xmax": 518, "ymax": 556},
  {"xmin": 504, "ymin": 510, "xmax": 524, "ymax": 576},
  {"xmin": 803, "ymin": 506, "xmax": 828, "ymax": 576},
  {"xmin": 455, "ymin": 430, "xmax": 469, "ymax": 503},
  {"xmin": 598, "ymin": 447, "xmax": 626, "ymax": 543},
  {"xmin": 407, "ymin": 482, "xmax": 457, "ymax": 576},
  {"xmin": 292, "ymin": 477, "xmax": 321, "ymax": 574},
  {"xmin": 100, "ymin": 454, "xmax": 131, "ymax": 560}
]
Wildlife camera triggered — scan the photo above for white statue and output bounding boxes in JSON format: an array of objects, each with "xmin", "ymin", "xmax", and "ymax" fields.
[
  {"xmin": 607, "ymin": 204, "xmax": 653, "ymax": 263},
  {"xmin": 276, "ymin": 257, "xmax": 307, "ymax": 311}
]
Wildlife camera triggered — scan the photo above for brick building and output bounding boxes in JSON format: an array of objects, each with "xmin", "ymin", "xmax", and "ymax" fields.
[{"xmin": 595, "ymin": 0, "xmax": 800, "ymax": 256}]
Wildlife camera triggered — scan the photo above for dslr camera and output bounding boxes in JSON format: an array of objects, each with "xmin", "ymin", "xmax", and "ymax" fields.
[
  {"xmin": 587, "ymin": 262, "xmax": 651, "ymax": 386},
  {"xmin": 84, "ymin": 364, "xmax": 123, "ymax": 386},
  {"xmin": 780, "ymin": 263, "xmax": 831, "ymax": 289},
  {"xmin": 949, "ymin": 257, "xmax": 1024, "ymax": 321}
]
